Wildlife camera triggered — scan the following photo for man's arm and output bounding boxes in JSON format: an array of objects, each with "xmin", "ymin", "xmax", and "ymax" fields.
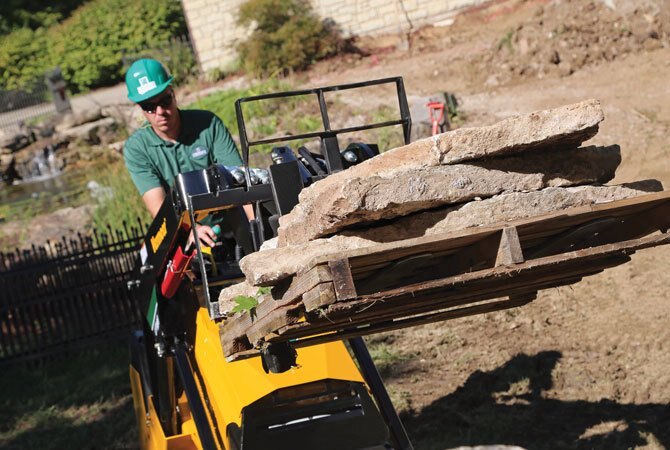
[
  {"xmin": 143, "ymin": 186, "xmax": 218, "ymax": 247},
  {"xmin": 142, "ymin": 187, "xmax": 166, "ymax": 219},
  {"xmin": 210, "ymin": 114, "xmax": 243, "ymax": 166},
  {"xmin": 209, "ymin": 114, "xmax": 254, "ymax": 220}
]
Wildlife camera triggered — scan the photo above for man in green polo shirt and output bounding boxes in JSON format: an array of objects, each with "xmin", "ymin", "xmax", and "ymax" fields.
[{"xmin": 123, "ymin": 58, "xmax": 245, "ymax": 247}]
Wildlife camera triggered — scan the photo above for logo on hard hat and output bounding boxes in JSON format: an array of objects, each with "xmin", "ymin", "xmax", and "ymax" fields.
[{"xmin": 137, "ymin": 76, "xmax": 157, "ymax": 95}]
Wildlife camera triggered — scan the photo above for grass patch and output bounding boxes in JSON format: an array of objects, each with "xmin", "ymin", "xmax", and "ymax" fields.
[
  {"xmin": 0, "ymin": 346, "xmax": 137, "ymax": 450},
  {"xmin": 388, "ymin": 387, "xmax": 413, "ymax": 414},
  {"xmin": 367, "ymin": 341, "xmax": 409, "ymax": 378},
  {"xmin": 88, "ymin": 161, "xmax": 150, "ymax": 234},
  {"xmin": 497, "ymin": 29, "xmax": 515, "ymax": 52},
  {"xmin": 186, "ymin": 79, "xmax": 404, "ymax": 157},
  {"xmin": 370, "ymin": 106, "xmax": 407, "ymax": 151},
  {"xmin": 187, "ymin": 80, "xmax": 286, "ymax": 133}
]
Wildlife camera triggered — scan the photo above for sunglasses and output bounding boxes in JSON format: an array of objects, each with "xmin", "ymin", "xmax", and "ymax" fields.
[{"xmin": 139, "ymin": 91, "xmax": 174, "ymax": 113}]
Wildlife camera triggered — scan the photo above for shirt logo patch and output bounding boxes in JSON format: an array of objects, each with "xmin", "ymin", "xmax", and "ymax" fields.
[{"xmin": 191, "ymin": 146, "xmax": 209, "ymax": 159}]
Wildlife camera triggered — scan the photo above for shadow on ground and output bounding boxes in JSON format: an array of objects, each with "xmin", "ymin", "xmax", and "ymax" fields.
[
  {"xmin": 0, "ymin": 347, "xmax": 138, "ymax": 450},
  {"xmin": 402, "ymin": 351, "xmax": 670, "ymax": 450},
  {"xmin": 0, "ymin": 398, "xmax": 136, "ymax": 450}
]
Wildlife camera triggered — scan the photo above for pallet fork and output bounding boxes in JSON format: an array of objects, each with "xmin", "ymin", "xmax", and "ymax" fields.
[{"xmin": 128, "ymin": 78, "xmax": 414, "ymax": 450}]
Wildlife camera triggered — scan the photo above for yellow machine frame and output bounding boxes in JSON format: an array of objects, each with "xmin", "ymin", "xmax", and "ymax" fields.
[
  {"xmin": 131, "ymin": 307, "xmax": 366, "ymax": 450},
  {"xmin": 128, "ymin": 77, "xmax": 415, "ymax": 450}
]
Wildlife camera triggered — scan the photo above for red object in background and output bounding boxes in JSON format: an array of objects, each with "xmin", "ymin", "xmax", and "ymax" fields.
[
  {"xmin": 426, "ymin": 101, "xmax": 445, "ymax": 136},
  {"xmin": 161, "ymin": 245, "xmax": 194, "ymax": 299}
]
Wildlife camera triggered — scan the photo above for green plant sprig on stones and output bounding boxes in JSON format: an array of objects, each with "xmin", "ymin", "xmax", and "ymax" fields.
[{"xmin": 230, "ymin": 287, "xmax": 272, "ymax": 317}]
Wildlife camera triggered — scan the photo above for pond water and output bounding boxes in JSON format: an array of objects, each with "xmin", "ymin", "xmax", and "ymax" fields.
[{"xmin": 0, "ymin": 169, "xmax": 92, "ymax": 222}]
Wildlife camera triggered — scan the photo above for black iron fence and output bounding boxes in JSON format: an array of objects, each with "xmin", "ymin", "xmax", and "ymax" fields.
[{"xmin": 0, "ymin": 220, "xmax": 147, "ymax": 365}]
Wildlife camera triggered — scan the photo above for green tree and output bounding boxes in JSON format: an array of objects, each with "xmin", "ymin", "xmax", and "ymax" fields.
[
  {"xmin": 0, "ymin": 0, "xmax": 191, "ymax": 92},
  {"xmin": 0, "ymin": 0, "xmax": 85, "ymax": 35},
  {"xmin": 48, "ymin": 0, "xmax": 188, "ymax": 93},
  {"xmin": 0, "ymin": 27, "xmax": 50, "ymax": 90}
]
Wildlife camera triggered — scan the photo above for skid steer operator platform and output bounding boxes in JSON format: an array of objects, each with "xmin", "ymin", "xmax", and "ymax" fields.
[{"xmin": 127, "ymin": 77, "xmax": 415, "ymax": 450}]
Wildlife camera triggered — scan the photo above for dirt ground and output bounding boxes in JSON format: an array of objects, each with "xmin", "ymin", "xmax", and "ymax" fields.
[{"xmin": 301, "ymin": 0, "xmax": 670, "ymax": 448}]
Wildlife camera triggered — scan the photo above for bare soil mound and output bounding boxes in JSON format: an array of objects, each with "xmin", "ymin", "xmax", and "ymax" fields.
[{"xmin": 469, "ymin": 0, "xmax": 670, "ymax": 86}]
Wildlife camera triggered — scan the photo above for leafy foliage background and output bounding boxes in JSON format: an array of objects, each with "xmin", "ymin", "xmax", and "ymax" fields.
[{"xmin": 0, "ymin": 0, "xmax": 189, "ymax": 93}]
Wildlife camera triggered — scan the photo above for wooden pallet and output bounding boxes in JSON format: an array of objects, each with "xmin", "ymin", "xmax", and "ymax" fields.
[{"xmin": 220, "ymin": 190, "xmax": 670, "ymax": 360}]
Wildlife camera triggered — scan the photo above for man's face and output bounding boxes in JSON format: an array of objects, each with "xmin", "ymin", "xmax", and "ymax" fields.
[{"xmin": 139, "ymin": 88, "xmax": 178, "ymax": 134}]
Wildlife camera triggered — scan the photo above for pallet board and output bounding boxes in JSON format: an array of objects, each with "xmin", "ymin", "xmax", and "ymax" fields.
[{"xmin": 220, "ymin": 190, "xmax": 670, "ymax": 360}]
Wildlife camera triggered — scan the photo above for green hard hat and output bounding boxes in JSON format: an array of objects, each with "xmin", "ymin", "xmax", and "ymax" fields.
[{"xmin": 125, "ymin": 58, "xmax": 173, "ymax": 103}]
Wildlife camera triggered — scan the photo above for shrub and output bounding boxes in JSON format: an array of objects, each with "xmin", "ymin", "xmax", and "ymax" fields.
[
  {"xmin": 0, "ymin": 0, "xmax": 85, "ymax": 35},
  {"xmin": 0, "ymin": 27, "xmax": 50, "ymax": 90},
  {"xmin": 236, "ymin": 0, "xmax": 342, "ymax": 77},
  {"xmin": 48, "ymin": 0, "xmax": 188, "ymax": 93},
  {"xmin": 0, "ymin": 0, "xmax": 191, "ymax": 92}
]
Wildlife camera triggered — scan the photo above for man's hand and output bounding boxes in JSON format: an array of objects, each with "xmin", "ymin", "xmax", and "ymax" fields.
[{"xmin": 187, "ymin": 224, "xmax": 218, "ymax": 248}]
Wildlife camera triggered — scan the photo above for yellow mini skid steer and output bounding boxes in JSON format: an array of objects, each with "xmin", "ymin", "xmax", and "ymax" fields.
[{"xmin": 128, "ymin": 78, "xmax": 414, "ymax": 450}]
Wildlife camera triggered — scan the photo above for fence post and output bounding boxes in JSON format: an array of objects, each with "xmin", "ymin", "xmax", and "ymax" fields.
[{"xmin": 45, "ymin": 67, "xmax": 72, "ymax": 114}]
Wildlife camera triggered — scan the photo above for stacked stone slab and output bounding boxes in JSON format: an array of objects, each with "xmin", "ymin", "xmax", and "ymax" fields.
[
  {"xmin": 276, "ymin": 99, "xmax": 605, "ymax": 247},
  {"xmin": 237, "ymin": 181, "xmax": 663, "ymax": 288},
  {"xmin": 219, "ymin": 99, "xmax": 664, "ymax": 311}
]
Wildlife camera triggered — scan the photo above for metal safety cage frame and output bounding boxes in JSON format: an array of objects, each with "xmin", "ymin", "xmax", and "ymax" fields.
[
  {"xmin": 131, "ymin": 78, "xmax": 413, "ymax": 323},
  {"xmin": 234, "ymin": 77, "xmax": 412, "ymax": 185}
]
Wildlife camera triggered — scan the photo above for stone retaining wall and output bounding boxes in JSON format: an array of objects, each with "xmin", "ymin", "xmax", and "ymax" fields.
[{"xmin": 180, "ymin": 0, "xmax": 485, "ymax": 72}]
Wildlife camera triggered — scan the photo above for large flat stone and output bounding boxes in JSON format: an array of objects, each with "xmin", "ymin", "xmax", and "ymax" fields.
[
  {"xmin": 276, "ymin": 99, "xmax": 604, "ymax": 247},
  {"xmin": 241, "ymin": 181, "xmax": 660, "ymax": 286},
  {"xmin": 437, "ymin": 98, "xmax": 603, "ymax": 164},
  {"xmin": 345, "ymin": 179, "xmax": 663, "ymax": 243},
  {"xmin": 55, "ymin": 107, "xmax": 103, "ymax": 132},
  {"xmin": 277, "ymin": 145, "xmax": 621, "ymax": 246}
]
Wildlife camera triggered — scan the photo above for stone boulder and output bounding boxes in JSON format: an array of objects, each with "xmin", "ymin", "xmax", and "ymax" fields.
[
  {"xmin": 240, "ymin": 182, "xmax": 661, "ymax": 286},
  {"xmin": 0, "ymin": 151, "xmax": 18, "ymax": 184},
  {"xmin": 54, "ymin": 117, "xmax": 117, "ymax": 143},
  {"xmin": 55, "ymin": 107, "xmax": 103, "ymax": 133},
  {"xmin": 277, "ymin": 144, "xmax": 620, "ymax": 246},
  {"xmin": 277, "ymin": 99, "xmax": 605, "ymax": 247}
]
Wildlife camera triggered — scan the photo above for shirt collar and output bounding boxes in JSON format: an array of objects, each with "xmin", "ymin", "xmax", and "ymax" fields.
[{"xmin": 144, "ymin": 109, "xmax": 194, "ymax": 146}]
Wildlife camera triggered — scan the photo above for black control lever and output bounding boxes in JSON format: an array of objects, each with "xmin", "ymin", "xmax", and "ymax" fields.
[{"xmin": 298, "ymin": 146, "xmax": 327, "ymax": 176}]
